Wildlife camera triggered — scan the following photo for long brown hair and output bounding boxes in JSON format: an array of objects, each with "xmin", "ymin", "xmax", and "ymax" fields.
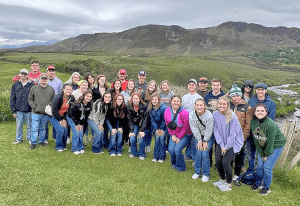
[
  {"xmin": 113, "ymin": 93, "xmax": 126, "ymax": 118},
  {"xmin": 84, "ymin": 72, "xmax": 95, "ymax": 88},
  {"xmin": 75, "ymin": 90, "xmax": 93, "ymax": 104},
  {"xmin": 148, "ymin": 92, "xmax": 161, "ymax": 111},
  {"xmin": 96, "ymin": 75, "xmax": 109, "ymax": 90},
  {"xmin": 144, "ymin": 80, "xmax": 158, "ymax": 101},
  {"xmin": 128, "ymin": 92, "xmax": 145, "ymax": 107}
]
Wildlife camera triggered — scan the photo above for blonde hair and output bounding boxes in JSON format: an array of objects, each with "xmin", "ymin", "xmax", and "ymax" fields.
[{"xmin": 148, "ymin": 92, "xmax": 161, "ymax": 111}]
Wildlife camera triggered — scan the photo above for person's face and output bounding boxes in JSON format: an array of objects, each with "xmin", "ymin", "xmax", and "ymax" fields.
[
  {"xmin": 231, "ymin": 95, "xmax": 241, "ymax": 104},
  {"xmin": 72, "ymin": 74, "xmax": 80, "ymax": 83},
  {"xmin": 47, "ymin": 70, "xmax": 55, "ymax": 78},
  {"xmin": 114, "ymin": 81, "xmax": 121, "ymax": 90},
  {"xmin": 88, "ymin": 75, "xmax": 94, "ymax": 84},
  {"xmin": 212, "ymin": 82, "xmax": 222, "ymax": 93},
  {"xmin": 98, "ymin": 77, "xmax": 105, "ymax": 86},
  {"xmin": 256, "ymin": 88, "xmax": 267, "ymax": 98},
  {"xmin": 198, "ymin": 82, "xmax": 208, "ymax": 90},
  {"xmin": 255, "ymin": 106, "xmax": 268, "ymax": 119},
  {"xmin": 161, "ymin": 83, "xmax": 169, "ymax": 92},
  {"xmin": 84, "ymin": 93, "xmax": 93, "ymax": 103},
  {"xmin": 104, "ymin": 94, "xmax": 111, "ymax": 104},
  {"xmin": 31, "ymin": 63, "xmax": 40, "ymax": 73},
  {"xmin": 40, "ymin": 77, "xmax": 48, "ymax": 86},
  {"xmin": 63, "ymin": 85, "xmax": 73, "ymax": 96},
  {"xmin": 218, "ymin": 99, "xmax": 228, "ymax": 113},
  {"xmin": 127, "ymin": 81, "xmax": 135, "ymax": 91},
  {"xmin": 148, "ymin": 82, "xmax": 156, "ymax": 92},
  {"xmin": 244, "ymin": 85, "xmax": 252, "ymax": 93},
  {"xmin": 188, "ymin": 82, "xmax": 197, "ymax": 92},
  {"xmin": 116, "ymin": 95, "xmax": 124, "ymax": 106},
  {"xmin": 195, "ymin": 100, "xmax": 205, "ymax": 114},
  {"xmin": 132, "ymin": 95, "xmax": 140, "ymax": 106},
  {"xmin": 80, "ymin": 82, "xmax": 88, "ymax": 93},
  {"xmin": 138, "ymin": 75, "xmax": 146, "ymax": 83},
  {"xmin": 171, "ymin": 97, "xmax": 181, "ymax": 110},
  {"xmin": 19, "ymin": 73, "xmax": 28, "ymax": 80},
  {"xmin": 119, "ymin": 73, "xmax": 126, "ymax": 80},
  {"xmin": 152, "ymin": 96, "xmax": 159, "ymax": 106}
]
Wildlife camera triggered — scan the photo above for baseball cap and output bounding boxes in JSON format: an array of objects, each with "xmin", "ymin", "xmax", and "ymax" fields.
[
  {"xmin": 138, "ymin": 71, "xmax": 146, "ymax": 76},
  {"xmin": 187, "ymin": 79, "xmax": 197, "ymax": 85},
  {"xmin": 119, "ymin": 69, "xmax": 126, "ymax": 74},
  {"xmin": 47, "ymin": 65, "xmax": 55, "ymax": 71},
  {"xmin": 255, "ymin": 83, "xmax": 267, "ymax": 89},
  {"xmin": 39, "ymin": 73, "xmax": 48, "ymax": 79},
  {"xmin": 198, "ymin": 77, "xmax": 208, "ymax": 83},
  {"xmin": 20, "ymin": 68, "xmax": 29, "ymax": 74}
]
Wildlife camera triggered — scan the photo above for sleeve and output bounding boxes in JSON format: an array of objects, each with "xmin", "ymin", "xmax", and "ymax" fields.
[
  {"xmin": 51, "ymin": 95, "xmax": 63, "ymax": 121},
  {"xmin": 28, "ymin": 87, "xmax": 36, "ymax": 110},
  {"xmin": 140, "ymin": 109, "xmax": 149, "ymax": 132},
  {"xmin": 12, "ymin": 75, "xmax": 20, "ymax": 82},
  {"xmin": 203, "ymin": 113, "xmax": 214, "ymax": 142},
  {"xmin": 263, "ymin": 123, "xmax": 276, "ymax": 157},
  {"xmin": 10, "ymin": 84, "xmax": 16, "ymax": 114},
  {"xmin": 164, "ymin": 108, "xmax": 174, "ymax": 136},
  {"xmin": 189, "ymin": 113, "xmax": 202, "ymax": 142},
  {"xmin": 250, "ymin": 119, "xmax": 266, "ymax": 157},
  {"xmin": 268, "ymin": 101, "xmax": 276, "ymax": 121},
  {"xmin": 70, "ymin": 104, "xmax": 81, "ymax": 125},
  {"xmin": 58, "ymin": 79, "xmax": 63, "ymax": 93},
  {"xmin": 149, "ymin": 110, "xmax": 159, "ymax": 131},
  {"xmin": 243, "ymin": 105, "xmax": 252, "ymax": 141},
  {"xmin": 160, "ymin": 105, "xmax": 167, "ymax": 130},
  {"xmin": 127, "ymin": 106, "xmax": 135, "ymax": 133},
  {"xmin": 213, "ymin": 112, "xmax": 225, "ymax": 148},
  {"xmin": 175, "ymin": 110, "xmax": 190, "ymax": 139},
  {"xmin": 92, "ymin": 102, "xmax": 100, "ymax": 125},
  {"xmin": 224, "ymin": 116, "xmax": 241, "ymax": 150}
]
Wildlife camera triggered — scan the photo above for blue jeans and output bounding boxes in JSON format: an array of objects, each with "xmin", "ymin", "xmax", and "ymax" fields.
[
  {"xmin": 255, "ymin": 146, "xmax": 284, "ymax": 189},
  {"xmin": 145, "ymin": 124, "xmax": 153, "ymax": 147},
  {"xmin": 168, "ymin": 134, "xmax": 192, "ymax": 171},
  {"xmin": 129, "ymin": 124, "xmax": 146, "ymax": 157},
  {"xmin": 194, "ymin": 136, "xmax": 215, "ymax": 176},
  {"xmin": 88, "ymin": 119, "xmax": 104, "ymax": 153},
  {"xmin": 67, "ymin": 116, "xmax": 84, "ymax": 152},
  {"xmin": 49, "ymin": 117, "xmax": 68, "ymax": 150},
  {"xmin": 245, "ymin": 135, "xmax": 256, "ymax": 172},
  {"xmin": 15, "ymin": 112, "xmax": 32, "ymax": 142},
  {"xmin": 108, "ymin": 121, "xmax": 123, "ymax": 154},
  {"xmin": 185, "ymin": 135, "xmax": 196, "ymax": 160},
  {"xmin": 31, "ymin": 113, "xmax": 49, "ymax": 145},
  {"xmin": 153, "ymin": 130, "xmax": 167, "ymax": 160}
]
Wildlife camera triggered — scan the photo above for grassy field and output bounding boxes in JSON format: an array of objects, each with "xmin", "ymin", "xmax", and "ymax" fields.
[{"xmin": 0, "ymin": 123, "xmax": 300, "ymax": 205}]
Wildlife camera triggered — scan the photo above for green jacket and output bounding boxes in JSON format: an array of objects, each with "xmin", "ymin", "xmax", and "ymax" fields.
[
  {"xmin": 250, "ymin": 117, "xmax": 286, "ymax": 158},
  {"xmin": 28, "ymin": 84, "xmax": 55, "ymax": 114}
]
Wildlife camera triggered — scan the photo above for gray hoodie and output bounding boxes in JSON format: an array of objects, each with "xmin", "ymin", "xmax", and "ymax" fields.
[
  {"xmin": 28, "ymin": 84, "xmax": 55, "ymax": 114},
  {"xmin": 189, "ymin": 110, "xmax": 214, "ymax": 142}
]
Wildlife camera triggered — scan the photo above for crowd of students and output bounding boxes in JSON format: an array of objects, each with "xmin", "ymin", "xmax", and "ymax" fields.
[{"xmin": 10, "ymin": 60, "xmax": 286, "ymax": 195}]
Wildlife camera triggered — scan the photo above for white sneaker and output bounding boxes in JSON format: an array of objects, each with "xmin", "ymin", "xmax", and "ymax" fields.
[
  {"xmin": 45, "ymin": 140, "xmax": 48, "ymax": 144},
  {"xmin": 80, "ymin": 150, "xmax": 85, "ymax": 154},
  {"xmin": 64, "ymin": 148, "xmax": 67, "ymax": 151},
  {"xmin": 201, "ymin": 175, "xmax": 209, "ymax": 182},
  {"xmin": 13, "ymin": 140, "xmax": 22, "ymax": 144},
  {"xmin": 152, "ymin": 159, "xmax": 157, "ymax": 162},
  {"xmin": 29, "ymin": 140, "xmax": 32, "ymax": 144},
  {"xmin": 73, "ymin": 151, "xmax": 80, "ymax": 155},
  {"xmin": 218, "ymin": 183, "xmax": 232, "ymax": 191},
  {"xmin": 139, "ymin": 157, "xmax": 145, "ymax": 160},
  {"xmin": 128, "ymin": 146, "xmax": 131, "ymax": 153},
  {"xmin": 232, "ymin": 175, "xmax": 239, "ymax": 181},
  {"xmin": 192, "ymin": 173, "xmax": 200, "ymax": 180},
  {"xmin": 129, "ymin": 154, "xmax": 135, "ymax": 158},
  {"xmin": 117, "ymin": 153, "xmax": 122, "ymax": 156},
  {"xmin": 66, "ymin": 137, "xmax": 71, "ymax": 144},
  {"xmin": 100, "ymin": 151, "xmax": 104, "ymax": 154},
  {"xmin": 213, "ymin": 180, "xmax": 224, "ymax": 187},
  {"xmin": 158, "ymin": 160, "xmax": 164, "ymax": 163},
  {"xmin": 110, "ymin": 154, "xmax": 116, "ymax": 156},
  {"xmin": 57, "ymin": 149, "xmax": 64, "ymax": 152}
]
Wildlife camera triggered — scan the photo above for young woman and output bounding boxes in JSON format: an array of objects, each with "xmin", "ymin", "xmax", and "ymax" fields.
[
  {"xmin": 164, "ymin": 95, "xmax": 193, "ymax": 172},
  {"xmin": 90, "ymin": 91, "xmax": 112, "ymax": 154},
  {"xmin": 92, "ymin": 75, "xmax": 109, "ymax": 102},
  {"xmin": 66, "ymin": 72, "xmax": 81, "ymax": 91},
  {"xmin": 127, "ymin": 92, "xmax": 148, "ymax": 160},
  {"xmin": 241, "ymin": 80, "xmax": 254, "ymax": 103},
  {"xmin": 121, "ymin": 79, "xmax": 135, "ymax": 105},
  {"xmin": 108, "ymin": 79, "xmax": 122, "ymax": 100},
  {"xmin": 84, "ymin": 72, "xmax": 96, "ymax": 89},
  {"xmin": 67, "ymin": 91, "xmax": 93, "ymax": 154},
  {"xmin": 50, "ymin": 83, "xmax": 73, "ymax": 152},
  {"xmin": 250, "ymin": 104, "xmax": 286, "ymax": 195},
  {"xmin": 148, "ymin": 92, "xmax": 167, "ymax": 163},
  {"xmin": 213, "ymin": 96, "xmax": 243, "ymax": 191},
  {"xmin": 159, "ymin": 80, "xmax": 175, "ymax": 107},
  {"xmin": 189, "ymin": 99, "xmax": 214, "ymax": 182},
  {"xmin": 107, "ymin": 94, "xmax": 127, "ymax": 156}
]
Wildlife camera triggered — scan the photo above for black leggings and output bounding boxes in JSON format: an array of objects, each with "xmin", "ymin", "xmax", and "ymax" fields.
[{"xmin": 215, "ymin": 144, "xmax": 236, "ymax": 184}]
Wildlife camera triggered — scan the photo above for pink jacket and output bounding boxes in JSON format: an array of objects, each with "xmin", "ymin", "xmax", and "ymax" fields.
[{"xmin": 164, "ymin": 106, "xmax": 192, "ymax": 139}]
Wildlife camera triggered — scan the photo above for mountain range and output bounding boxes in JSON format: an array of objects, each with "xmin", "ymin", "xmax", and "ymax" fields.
[
  {"xmin": 0, "ymin": 39, "xmax": 59, "ymax": 49},
  {"xmin": 3, "ymin": 22, "xmax": 300, "ymax": 54}
]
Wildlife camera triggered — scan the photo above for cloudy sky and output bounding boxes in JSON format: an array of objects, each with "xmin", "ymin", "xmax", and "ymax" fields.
[{"xmin": 1, "ymin": 0, "xmax": 300, "ymax": 46}]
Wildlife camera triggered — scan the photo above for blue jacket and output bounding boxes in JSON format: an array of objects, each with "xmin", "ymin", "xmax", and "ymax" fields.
[
  {"xmin": 148, "ymin": 104, "xmax": 167, "ymax": 131},
  {"xmin": 204, "ymin": 90, "xmax": 225, "ymax": 105},
  {"xmin": 10, "ymin": 80, "xmax": 35, "ymax": 114},
  {"xmin": 248, "ymin": 94, "xmax": 276, "ymax": 120}
]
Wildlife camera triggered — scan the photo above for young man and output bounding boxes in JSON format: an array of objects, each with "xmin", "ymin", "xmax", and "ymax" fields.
[
  {"xmin": 13, "ymin": 60, "xmax": 41, "ymax": 85},
  {"xmin": 28, "ymin": 73, "xmax": 55, "ymax": 149},
  {"xmin": 10, "ymin": 69, "xmax": 35, "ymax": 144},
  {"xmin": 46, "ymin": 65, "xmax": 63, "ymax": 95},
  {"xmin": 197, "ymin": 77, "xmax": 209, "ymax": 99},
  {"xmin": 204, "ymin": 78, "xmax": 225, "ymax": 112},
  {"xmin": 111, "ymin": 68, "xmax": 128, "ymax": 91},
  {"xmin": 247, "ymin": 83, "xmax": 276, "ymax": 172},
  {"xmin": 135, "ymin": 71, "xmax": 148, "ymax": 92},
  {"xmin": 182, "ymin": 79, "xmax": 203, "ymax": 161}
]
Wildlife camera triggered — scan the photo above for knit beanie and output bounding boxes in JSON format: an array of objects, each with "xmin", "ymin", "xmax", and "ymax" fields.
[{"xmin": 230, "ymin": 84, "xmax": 242, "ymax": 97}]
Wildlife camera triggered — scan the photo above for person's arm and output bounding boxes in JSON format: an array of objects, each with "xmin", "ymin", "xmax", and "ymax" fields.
[
  {"xmin": 189, "ymin": 113, "xmax": 202, "ymax": 142},
  {"xmin": 140, "ymin": 110, "xmax": 149, "ymax": 132},
  {"xmin": 243, "ymin": 105, "xmax": 252, "ymax": 141},
  {"xmin": 203, "ymin": 113, "xmax": 214, "ymax": 142},
  {"xmin": 126, "ymin": 106, "xmax": 135, "ymax": 133},
  {"xmin": 164, "ymin": 108, "xmax": 174, "ymax": 136},
  {"xmin": 263, "ymin": 123, "xmax": 277, "ymax": 157},
  {"xmin": 28, "ymin": 87, "xmax": 36, "ymax": 110},
  {"xmin": 52, "ymin": 95, "xmax": 63, "ymax": 121},
  {"xmin": 10, "ymin": 84, "xmax": 17, "ymax": 115},
  {"xmin": 175, "ymin": 110, "xmax": 190, "ymax": 139},
  {"xmin": 213, "ymin": 112, "xmax": 225, "ymax": 148},
  {"xmin": 268, "ymin": 101, "xmax": 277, "ymax": 121},
  {"xmin": 149, "ymin": 110, "xmax": 159, "ymax": 131}
]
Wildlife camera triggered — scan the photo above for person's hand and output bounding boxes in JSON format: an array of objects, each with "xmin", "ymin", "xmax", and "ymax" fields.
[
  {"xmin": 76, "ymin": 125, "xmax": 82, "ymax": 131},
  {"xmin": 262, "ymin": 157, "xmax": 268, "ymax": 161},
  {"xmin": 139, "ymin": 131, "xmax": 145, "ymax": 138},
  {"xmin": 172, "ymin": 135, "xmax": 177, "ymax": 142},
  {"xmin": 13, "ymin": 114, "xmax": 17, "ymax": 118},
  {"xmin": 98, "ymin": 125, "xmax": 104, "ymax": 132},
  {"xmin": 202, "ymin": 142, "xmax": 208, "ymax": 151},
  {"xmin": 111, "ymin": 129, "xmax": 116, "ymax": 136},
  {"xmin": 129, "ymin": 132, "xmax": 135, "ymax": 137},
  {"xmin": 60, "ymin": 120, "xmax": 67, "ymax": 127},
  {"xmin": 221, "ymin": 148, "xmax": 227, "ymax": 156},
  {"xmin": 175, "ymin": 138, "xmax": 180, "ymax": 144},
  {"xmin": 196, "ymin": 142, "xmax": 203, "ymax": 150},
  {"xmin": 118, "ymin": 128, "xmax": 123, "ymax": 134}
]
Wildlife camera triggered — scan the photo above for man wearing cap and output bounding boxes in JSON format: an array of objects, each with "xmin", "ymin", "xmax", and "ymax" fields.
[
  {"xmin": 182, "ymin": 79, "xmax": 203, "ymax": 161},
  {"xmin": 135, "ymin": 71, "xmax": 148, "ymax": 92},
  {"xmin": 10, "ymin": 69, "xmax": 35, "ymax": 144},
  {"xmin": 12, "ymin": 60, "xmax": 41, "ymax": 85},
  {"xmin": 229, "ymin": 85, "xmax": 252, "ymax": 180},
  {"xmin": 197, "ymin": 77, "xmax": 209, "ymax": 98},
  {"xmin": 111, "ymin": 68, "xmax": 128, "ymax": 91},
  {"xmin": 28, "ymin": 73, "xmax": 55, "ymax": 149},
  {"xmin": 46, "ymin": 65, "xmax": 63, "ymax": 95}
]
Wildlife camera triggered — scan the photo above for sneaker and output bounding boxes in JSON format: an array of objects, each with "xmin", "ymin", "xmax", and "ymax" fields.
[
  {"xmin": 110, "ymin": 154, "xmax": 116, "ymax": 156},
  {"xmin": 44, "ymin": 140, "xmax": 48, "ymax": 144},
  {"xmin": 13, "ymin": 140, "xmax": 22, "ymax": 144},
  {"xmin": 251, "ymin": 184, "xmax": 260, "ymax": 191},
  {"xmin": 218, "ymin": 183, "xmax": 232, "ymax": 191},
  {"xmin": 29, "ymin": 140, "xmax": 32, "ymax": 144},
  {"xmin": 39, "ymin": 142, "xmax": 47, "ymax": 146},
  {"xmin": 57, "ymin": 149, "xmax": 64, "ymax": 152},
  {"xmin": 192, "ymin": 173, "xmax": 200, "ymax": 179},
  {"xmin": 80, "ymin": 150, "xmax": 85, "ymax": 154},
  {"xmin": 129, "ymin": 154, "xmax": 135, "ymax": 158},
  {"xmin": 73, "ymin": 151, "xmax": 80, "ymax": 155},
  {"xmin": 99, "ymin": 151, "xmax": 104, "ymax": 154},
  {"xmin": 29, "ymin": 144, "xmax": 36, "ymax": 150},
  {"xmin": 213, "ymin": 180, "xmax": 224, "ymax": 187},
  {"xmin": 259, "ymin": 188, "xmax": 271, "ymax": 195},
  {"xmin": 166, "ymin": 151, "xmax": 169, "ymax": 154},
  {"xmin": 152, "ymin": 159, "xmax": 157, "ymax": 162},
  {"xmin": 232, "ymin": 175, "xmax": 239, "ymax": 181},
  {"xmin": 139, "ymin": 157, "xmax": 145, "ymax": 160},
  {"xmin": 66, "ymin": 137, "xmax": 71, "ymax": 144},
  {"xmin": 117, "ymin": 153, "xmax": 122, "ymax": 156},
  {"xmin": 184, "ymin": 156, "xmax": 193, "ymax": 161},
  {"xmin": 158, "ymin": 160, "xmax": 164, "ymax": 163},
  {"xmin": 128, "ymin": 146, "xmax": 131, "ymax": 153},
  {"xmin": 175, "ymin": 168, "xmax": 185, "ymax": 172},
  {"xmin": 64, "ymin": 148, "xmax": 67, "ymax": 151},
  {"xmin": 202, "ymin": 175, "xmax": 209, "ymax": 182}
]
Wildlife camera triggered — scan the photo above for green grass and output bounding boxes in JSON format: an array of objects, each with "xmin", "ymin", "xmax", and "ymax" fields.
[{"xmin": 0, "ymin": 122, "xmax": 300, "ymax": 205}]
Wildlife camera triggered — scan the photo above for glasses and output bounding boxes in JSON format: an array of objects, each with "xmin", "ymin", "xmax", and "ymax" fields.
[
  {"xmin": 199, "ymin": 77, "xmax": 207, "ymax": 81},
  {"xmin": 41, "ymin": 77, "xmax": 48, "ymax": 80},
  {"xmin": 245, "ymin": 85, "xmax": 253, "ymax": 88},
  {"xmin": 20, "ymin": 73, "xmax": 28, "ymax": 75}
]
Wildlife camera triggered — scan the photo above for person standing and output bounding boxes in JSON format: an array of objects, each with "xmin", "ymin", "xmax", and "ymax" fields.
[
  {"xmin": 10, "ymin": 69, "xmax": 35, "ymax": 144},
  {"xmin": 197, "ymin": 77, "xmax": 209, "ymax": 99},
  {"xmin": 135, "ymin": 71, "xmax": 148, "ymax": 92},
  {"xmin": 111, "ymin": 69, "xmax": 128, "ymax": 91},
  {"xmin": 28, "ymin": 73, "xmax": 55, "ymax": 149},
  {"xmin": 204, "ymin": 78, "xmax": 225, "ymax": 112},
  {"xmin": 12, "ymin": 60, "xmax": 41, "ymax": 85}
]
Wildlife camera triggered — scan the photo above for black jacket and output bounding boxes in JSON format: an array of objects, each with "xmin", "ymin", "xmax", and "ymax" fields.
[
  {"xmin": 68, "ymin": 100, "xmax": 92, "ymax": 126},
  {"xmin": 127, "ymin": 103, "xmax": 148, "ymax": 132},
  {"xmin": 51, "ymin": 91, "xmax": 72, "ymax": 121},
  {"xmin": 10, "ymin": 80, "xmax": 35, "ymax": 113},
  {"xmin": 108, "ymin": 106, "xmax": 127, "ymax": 129}
]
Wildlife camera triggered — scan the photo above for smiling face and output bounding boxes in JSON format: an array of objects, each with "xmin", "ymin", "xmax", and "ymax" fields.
[
  {"xmin": 104, "ymin": 93, "xmax": 111, "ymax": 104},
  {"xmin": 231, "ymin": 95, "xmax": 241, "ymax": 104},
  {"xmin": 116, "ymin": 95, "xmax": 124, "ymax": 106},
  {"xmin": 119, "ymin": 73, "xmax": 126, "ymax": 81},
  {"xmin": 98, "ymin": 76, "xmax": 105, "ymax": 86},
  {"xmin": 132, "ymin": 94, "xmax": 140, "ymax": 106},
  {"xmin": 114, "ymin": 81, "xmax": 121, "ymax": 90},
  {"xmin": 198, "ymin": 82, "xmax": 208, "ymax": 91},
  {"xmin": 87, "ymin": 75, "xmax": 95, "ymax": 84},
  {"xmin": 218, "ymin": 99, "xmax": 228, "ymax": 113},
  {"xmin": 138, "ymin": 75, "xmax": 146, "ymax": 84},
  {"xmin": 244, "ymin": 85, "xmax": 252, "ymax": 93},
  {"xmin": 195, "ymin": 100, "xmax": 205, "ymax": 114},
  {"xmin": 63, "ymin": 85, "xmax": 73, "ymax": 96},
  {"xmin": 188, "ymin": 82, "xmax": 197, "ymax": 93},
  {"xmin": 256, "ymin": 88, "xmax": 267, "ymax": 99},
  {"xmin": 171, "ymin": 97, "xmax": 181, "ymax": 110},
  {"xmin": 31, "ymin": 63, "xmax": 40, "ymax": 73},
  {"xmin": 39, "ymin": 77, "xmax": 48, "ymax": 87},
  {"xmin": 212, "ymin": 82, "xmax": 222, "ymax": 94},
  {"xmin": 79, "ymin": 82, "xmax": 88, "ymax": 93},
  {"xmin": 255, "ymin": 106, "xmax": 268, "ymax": 120},
  {"xmin": 152, "ymin": 96, "xmax": 159, "ymax": 106},
  {"xmin": 148, "ymin": 82, "xmax": 156, "ymax": 92},
  {"xmin": 84, "ymin": 93, "xmax": 93, "ymax": 103},
  {"xmin": 127, "ymin": 81, "xmax": 135, "ymax": 91},
  {"xmin": 161, "ymin": 83, "xmax": 169, "ymax": 92},
  {"xmin": 72, "ymin": 74, "xmax": 80, "ymax": 84},
  {"xmin": 19, "ymin": 73, "xmax": 28, "ymax": 81}
]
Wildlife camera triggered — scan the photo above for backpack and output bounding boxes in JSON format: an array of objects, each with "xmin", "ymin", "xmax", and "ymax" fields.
[{"xmin": 234, "ymin": 171, "xmax": 256, "ymax": 186}]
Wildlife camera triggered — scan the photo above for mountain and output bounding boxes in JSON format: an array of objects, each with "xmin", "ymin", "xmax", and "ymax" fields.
[
  {"xmin": 5, "ymin": 22, "xmax": 300, "ymax": 54},
  {"xmin": 0, "ymin": 39, "xmax": 59, "ymax": 49}
]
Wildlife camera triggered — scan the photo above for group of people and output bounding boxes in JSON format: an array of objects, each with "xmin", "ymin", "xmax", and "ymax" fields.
[{"xmin": 10, "ymin": 60, "xmax": 286, "ymax": 195}]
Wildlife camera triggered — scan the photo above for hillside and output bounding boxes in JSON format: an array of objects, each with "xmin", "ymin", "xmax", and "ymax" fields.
[{"xmin": 6, "ymin": 22, "xmax": 300, "ymax": 55}]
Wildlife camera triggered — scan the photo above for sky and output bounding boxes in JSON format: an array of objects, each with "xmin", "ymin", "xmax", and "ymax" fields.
[{"xmin": 1, "ymin": 0, "xmax": 300, "ymax": 46}]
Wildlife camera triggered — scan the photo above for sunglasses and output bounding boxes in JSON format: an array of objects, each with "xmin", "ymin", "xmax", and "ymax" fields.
[
  {"xmin": 245, "ymin": 85, "xmax": 253, "ymax": 88},
  {"xmin": 20, "ymin": 73, "xmax": 28, "ymax": 75},
  {"xmin": 199, "ymin": 77, "xmax": 207, "ymax": 81},
  {"xmin": 41, "ymin": 77, "xmax": 48, "ymax": 80}
]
